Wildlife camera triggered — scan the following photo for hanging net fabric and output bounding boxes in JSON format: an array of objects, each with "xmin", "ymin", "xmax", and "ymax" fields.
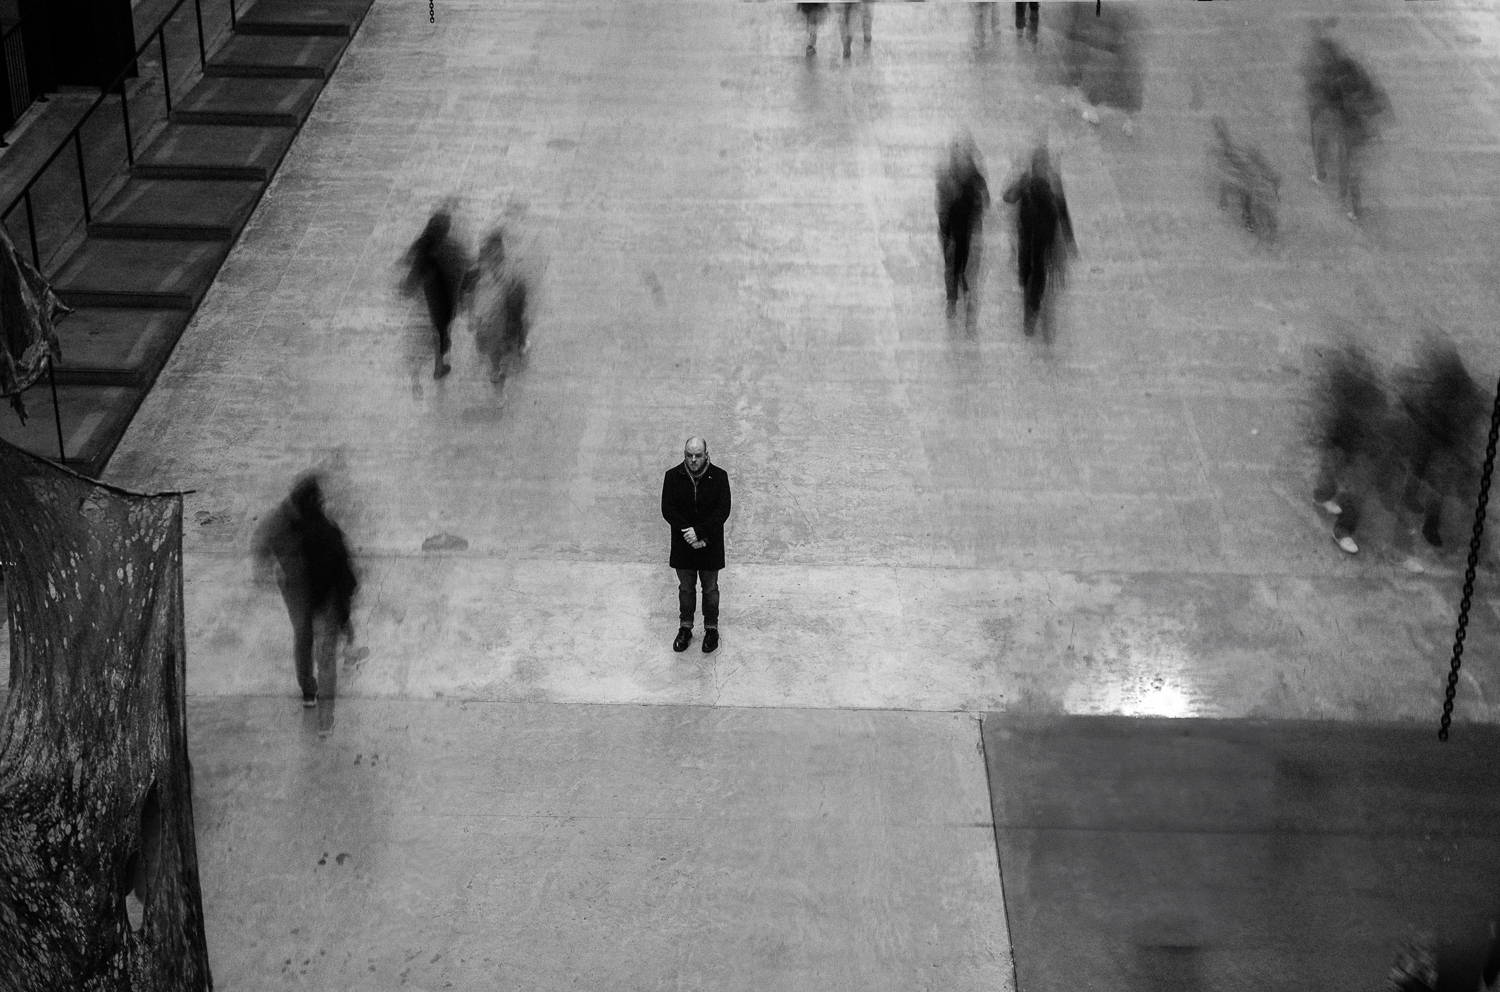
[
  {"xmin": 0, "ymin": 436, "xmax": 212, "ymax": 991},
  {"xmin": 0, "ymin": 221, "xmax": 71, "ymax": 425}
]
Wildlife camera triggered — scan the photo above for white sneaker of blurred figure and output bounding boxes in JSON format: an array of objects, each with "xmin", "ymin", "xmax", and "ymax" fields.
[
  {"xmin": 1335, "ymin": 535, "xmax": 1359, "ymax": 554},
  {"xmin": 1319, "ymin": 499, "xmax": 1342, "ymax": 515},
  {"xmin": 1400, "ymin": 556, "xmax": 1426, "ymax": 574}
]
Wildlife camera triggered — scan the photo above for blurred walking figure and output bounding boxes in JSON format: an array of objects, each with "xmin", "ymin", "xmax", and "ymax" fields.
[
  {"xmin": 1001, "ymin": 143, "xmax": 1077, "ymax": 337},
  {"xmin": 838, "ymin": 1, "xmax": 872, "ymax": 57},
  {"xmin": 1394, "ymin": 337, "xmax": 1488, "ymax": 551},
  {"xmin": 973, "ymin": 3, "xmax": 999, "ymax": 48},
  {"xmin": 799, "ymin": 2, "xmax": 828, "ymax": 56},
  {"xmin": 1209, "ymin": 116, "xmax": 1282, "ymax": 243},
  {"xmin": 403, "ymin": 209, "xmax": 472, "ymax": 380},
  {"xmin": 1015, "ymin": 2, "xmax": 1038, "ymax": 39},
  {"xmin": 1301, "ymin": 22, "xmax": 1391, "ymax": 221},
  {"xmin": 470, "ymin": 228, "xmax": 531, "ymax": 395},
  {"xmin": 252, "ymin": 474, "xmax": 359, "ymax": 708},
  {"xmin": 1309, "ymin": 340, "xmax": 1389, "ymax": 555},
  {"xmin": 935, "ymin": 135, "xmax": 990, "ymax": 325}
]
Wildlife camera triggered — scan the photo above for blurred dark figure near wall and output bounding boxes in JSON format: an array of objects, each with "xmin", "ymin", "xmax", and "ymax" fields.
[
  {"xmin": 470, "ymin": 227, "xmax": 532, "ymax": 398},
  {"xmin": 1209, "ymin": 116, "xmax": 1282, "ymax": 244},
  {"xmin": 252, "ymin": 474, "xmax": 358, "ymax": 712},
  {"xmin": 1394, "ymin": 337, "xmax": 1489, "ymax": 551},
  {"xmin": 935, "ymin": 134, "xmax": 990, "ymax": 327},
  {"xmin": 1309, "ymin": 340, "xmax": 1389, "ymax": 555},
  {"xmin": 403, "ymin": 209, "xmax": 472, "ymax": 380},
  {"xmin": 1001, "ymin": 143, "xmax": 1077, "ymax": 338},
  {"xmin": 1301, "ymin": 21, "xmax": 1391, "ymax": 221},
  {"xmin": 838, "ymin": 1, "xmax": 872, "ymax": 58},
  {"xmin": 799, "ymin": 2, "xmax": 828, "ymax": 56}
]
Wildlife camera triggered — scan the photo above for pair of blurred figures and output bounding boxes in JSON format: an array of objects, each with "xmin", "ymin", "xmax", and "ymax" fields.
[
  {"xmin": 1301, "ymin": 19, "xmax": 1391, "ymax": 221},
  {"xmin": 403, "ymin": 208, "xmax": 532, "ymax": 394},
  {"xmin": 797, "ymin": 1, "xmax": 872, "ymax": 59},
  {"xmin": 1311, "ymin": 335, "xmax": 1491, "ymax": 564},
  {"xmin": 936, "ymin": 136, "xmax": 1077, "ymax": 336}
]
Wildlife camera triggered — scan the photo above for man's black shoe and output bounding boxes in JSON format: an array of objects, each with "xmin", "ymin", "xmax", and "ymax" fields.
[
  {"xmin": 702, "ymin": 629, "xmax": 719, "ymax": 653},
  {"xmin": 673, "ymin": 628, "xmax": 693, "ymax": 652}
]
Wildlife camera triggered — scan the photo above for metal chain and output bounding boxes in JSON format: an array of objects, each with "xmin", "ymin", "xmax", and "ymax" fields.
[
  {"xmin": 1439, "ymin": 375, "xmax": 1500, "ymax": 741},
  {"xmin": 429, "ymin": 0, "xmax": 434, "ymax": 23}
]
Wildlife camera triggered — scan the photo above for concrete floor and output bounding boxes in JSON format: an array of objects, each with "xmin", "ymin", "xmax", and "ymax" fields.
[{"xmin": 14, "ymin": 0, "xmax": 1500, "ymax": 987}]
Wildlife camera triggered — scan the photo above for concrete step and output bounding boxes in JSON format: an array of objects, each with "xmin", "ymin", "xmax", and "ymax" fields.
[
  {"xmin": 205, "ymin": 35, "xmax": 349, "ymax": 79},
  {"xmin": 51, "ymin": 238, "xmax": 228, "ymax": 310},
  {"xmin": 0, "ymin": 381, "xmax": 144, "ymax": 477},
  {"xmin": 234, "ymin": 0, "xmax": 370, "ymax": 37},
  {"xmin": 171, "ymin": 77, "xmax": 321, "ymax": 127},
  {"xmin": 90, "ymin": 178, "xmax": 265, "ymax": 241},
  {"xmin": 133, "ymin": 123, "xmax": 296, "ymax": 182},
  {"xmin": 51, "ymin": 308, "xmax": 190, "ymax": 388}
]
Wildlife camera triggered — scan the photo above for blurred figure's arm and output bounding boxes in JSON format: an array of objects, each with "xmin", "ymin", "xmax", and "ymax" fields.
[{"xmin": 249, "ymin": 504, "xmax": 285, "ymax": 586}]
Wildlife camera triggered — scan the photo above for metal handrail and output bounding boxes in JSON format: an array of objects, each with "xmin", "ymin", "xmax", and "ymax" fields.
[
  {"xmin": 0, "ymin": 15, "xmax": 48, "ymax": 149},
  {"xmin": 0, "ymin": 0, "xmax": 203, "ymax": 271}
]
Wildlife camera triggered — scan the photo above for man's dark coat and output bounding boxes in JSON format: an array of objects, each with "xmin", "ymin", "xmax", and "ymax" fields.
[{"xmin": 661, "ymin": 461, "xmax": 732, "ymax": 571}]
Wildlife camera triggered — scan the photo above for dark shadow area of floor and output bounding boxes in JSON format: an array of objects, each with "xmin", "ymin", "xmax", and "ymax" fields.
[{"xmin": 981, "ymin": 714, "xmax": 1500, "ymax": 992}]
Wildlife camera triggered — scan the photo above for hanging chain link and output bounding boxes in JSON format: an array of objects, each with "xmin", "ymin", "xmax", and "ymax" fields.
[
  {"xmin": 429, "ymin": 0, "xmax": 434, "ymax": 23},
  {"xmin": 1439, "ymin": 375, "xmax": 1500, "ymax": 741}
]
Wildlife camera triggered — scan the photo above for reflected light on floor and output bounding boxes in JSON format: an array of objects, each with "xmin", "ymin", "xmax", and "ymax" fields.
[{"xmin": 1062, "ymin": 648, "xmax": 1204, "ymax": 718}]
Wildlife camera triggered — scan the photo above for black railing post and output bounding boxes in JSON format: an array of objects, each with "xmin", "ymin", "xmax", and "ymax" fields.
[
  {"xmin": 159, "ymin": 31, "xmax": 172, "ymax": 114},
  {"xmin": 74, "ymin": 132, "xmax": 91, "ymax": 223},
  {"xmin": 47, "ymin": 357, "xmax": 64, "ymax": 463},
  {"xmin": 229, "ymin": 0, "xmax": 237, "ymax": 32},
  {"xmin": 23, "ymin": 189, "xmax": 39, "ymax": 269},
  {"xmin": 119, "ymin": 81, "xmax": 134, "ymax": 165},
  {"xmin": 194, "ymin": 0, "xmax": 207, "ymax": 69}
]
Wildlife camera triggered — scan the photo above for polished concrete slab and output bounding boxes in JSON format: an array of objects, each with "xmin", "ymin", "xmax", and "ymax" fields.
[
  {"xmin": 982, "ymin": 714, "xmax": 1500, "ymax": 992},
  {"xmin": 191, "ymin": 698, "xmax": 1010, "ymax": 991}
]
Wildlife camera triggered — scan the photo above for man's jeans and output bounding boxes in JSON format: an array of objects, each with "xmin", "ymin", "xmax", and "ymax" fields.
[
  {"xmin": 676, "ymin": 569, "xmax": 720, "ymax": 629},
  {"xmin": 280, "ymin": 578, "xmax": 340, "ymax": 701}
]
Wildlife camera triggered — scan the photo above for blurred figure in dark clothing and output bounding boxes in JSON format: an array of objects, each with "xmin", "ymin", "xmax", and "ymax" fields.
[
  {"xmin": 1001, "ymin": 144, "xmax": 1077, "ymax": 337},
  {"xmin": 1210, "ymin": 116, "xmax": 1282, "ymax": 243},
  {"xmin": 799, "ymin": 2, "xmax": 828, "ymax": 56},
  {"xmin": 1301, "ymin": 24, "xmax": 1391, "ymax": 220},
  {"xmin": 471, "ymin": 227, "xmax": 532, "ymax": 397},
  {"xmin": 403, "ymin": 209, "xmax": 472, "ymax": 380},
  {"xmin": 1395, "ymin": 337, "xmax": 1488, "ymax": 550},
  {"xmin": 838, "ymin": 1, "xmax": 872, "ymax": 58},
  {"xmin": 252, "ymin": 474, "xmax": 358, "ymax": 708},
  {"xmin": 1016, "ymin": 2, "xmax": 1038, "ymax": 38},
  {"xmin": 1309, "ymin": 340, "xmax": 1389, "ymax": 555},
  {"xmin": 935, "ymin": 135, "xmax": 990, "ymax": 325}
]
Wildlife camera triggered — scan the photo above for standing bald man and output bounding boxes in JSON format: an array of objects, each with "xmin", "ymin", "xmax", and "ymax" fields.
[{"xmin": 661, "ymin": 436, "xmax": 732, "ymax": 653}]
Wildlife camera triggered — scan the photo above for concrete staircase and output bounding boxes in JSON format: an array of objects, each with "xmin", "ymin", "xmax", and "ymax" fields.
[{"xmin": 0, "ymin": 0, "xmax": 371, "ymax": 476}]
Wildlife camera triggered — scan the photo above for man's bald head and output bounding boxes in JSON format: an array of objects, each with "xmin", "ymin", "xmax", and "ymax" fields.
[{"xmin": 684, "ymin": 437, "xmax": 709, "ymax": 475}]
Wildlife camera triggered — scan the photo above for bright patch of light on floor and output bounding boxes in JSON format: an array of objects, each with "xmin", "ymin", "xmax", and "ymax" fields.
[{"xmin": 1064, "ymin": 677, "xmax": 1200, "ymax": 718}]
